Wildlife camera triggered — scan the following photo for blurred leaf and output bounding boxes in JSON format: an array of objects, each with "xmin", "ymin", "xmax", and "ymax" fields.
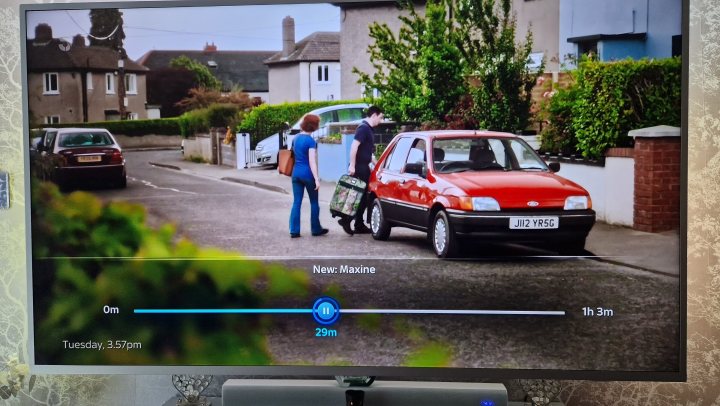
[
  {"xmin": 403, "ymin": 342, "xmax": 453, "ymax": 367},
  {"xmin": 29, "ymin": 375, "xmax": 36, "ymax": 392}
]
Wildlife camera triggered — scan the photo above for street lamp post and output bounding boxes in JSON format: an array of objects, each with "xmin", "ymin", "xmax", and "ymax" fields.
[{"xmin": 117, "ymin": 57, "xmax": 127, "ymax": 120}]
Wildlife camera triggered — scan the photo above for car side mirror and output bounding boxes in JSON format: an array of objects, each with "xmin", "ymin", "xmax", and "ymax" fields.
[
  {"xmin": 548, "ymin": 162, "xmax": 560, "ymax": 172},
  {"xmin": 404, "ymin": 162, "xmax": 427, "ymax": 178}
]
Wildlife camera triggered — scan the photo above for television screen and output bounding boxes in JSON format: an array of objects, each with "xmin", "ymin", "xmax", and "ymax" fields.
[{"xmin": 22, "ymin": 0, "xmax": 686, "ymax": 381}]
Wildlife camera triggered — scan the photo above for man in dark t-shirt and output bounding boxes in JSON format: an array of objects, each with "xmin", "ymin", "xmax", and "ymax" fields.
[{"xmin": 340, "ymin": 106, "xmax": 384, "ymax": 235}]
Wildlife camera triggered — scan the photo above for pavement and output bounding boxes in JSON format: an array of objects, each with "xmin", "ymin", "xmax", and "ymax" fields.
[{"xmin": 145, "ymin": 151, "xmax": 681, "ymax": 277}]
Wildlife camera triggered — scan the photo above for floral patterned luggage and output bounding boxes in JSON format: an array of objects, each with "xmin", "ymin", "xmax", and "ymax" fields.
[{"xmin": 330, "ymin": 175, "xmax": 367, "ymax": 218}]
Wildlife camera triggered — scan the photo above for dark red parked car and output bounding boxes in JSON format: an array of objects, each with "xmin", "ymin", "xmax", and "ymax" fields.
[
  {"xmin": 36, "ymin": 128, "xmax": 127, "ymax": 190},
  {"xmin": 367, "ymin": 130, "xmax": 595, "ymax": 258}
]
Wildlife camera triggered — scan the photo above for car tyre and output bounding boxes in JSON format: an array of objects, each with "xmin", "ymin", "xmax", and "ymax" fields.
[
  {"xmin": 432, "ymin": 210, "xmax": 458, "ymax": 258},
  {"xmin": 370, "ymin": 199, "xmax": 391, "ymax": 240},
  {"xmin": 117, "ymin": 175, "xmax": 127, "ymax": 189}
]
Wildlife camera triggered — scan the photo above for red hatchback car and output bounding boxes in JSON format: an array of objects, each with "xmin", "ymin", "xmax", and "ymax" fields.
[{"xmin": 368, "ymin": 130, "xmax": 595, "ymax": 257}]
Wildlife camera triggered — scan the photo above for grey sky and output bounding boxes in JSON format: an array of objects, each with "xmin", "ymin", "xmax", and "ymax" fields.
[{"xmin": 26, "ymin": 4, "xmax": 341, "ymax": 60}]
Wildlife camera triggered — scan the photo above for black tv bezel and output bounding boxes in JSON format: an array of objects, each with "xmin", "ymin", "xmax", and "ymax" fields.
[{"xmin": 21, "ymin": 0, "xmax": 688, "ymax": 382}]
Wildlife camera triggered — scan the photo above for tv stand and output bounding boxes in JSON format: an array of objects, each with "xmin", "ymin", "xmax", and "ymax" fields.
[{"xmin": 221, "ymin": 379, "xmax": 508, "ymax": 406}]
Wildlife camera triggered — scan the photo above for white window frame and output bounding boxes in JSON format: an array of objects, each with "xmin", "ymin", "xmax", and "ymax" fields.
[
  {"xmin": 317, "ymin": 64, "xmax": 330, "ymax": 83},
  {"xmin": 86, "ymin": 72, "xmax": 93, "ymax": 90},
  {"xmin": 43, "ymin": 72, "xmax": 59, "ymax": 95},
  {"xmin": 106, "ymin": 73, "xmax": 115, "ymax": 94},
  {"xmin": 125, "ymin": 74, "xmax": 137, "ymax": 95},
  {"xmin": 128, "ymin": 112, "xmax": 139, "ymax": 120},
  {"xmin": 44, "ymin": 115, "xmax": 60, "ymax": 124}
]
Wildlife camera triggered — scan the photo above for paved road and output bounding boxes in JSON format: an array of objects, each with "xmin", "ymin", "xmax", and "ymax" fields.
[{"xmin": 90, "ymin": 151, "xmax": 680, "ymax": 372}]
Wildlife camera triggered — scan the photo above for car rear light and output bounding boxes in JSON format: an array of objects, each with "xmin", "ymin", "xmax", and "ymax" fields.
[{"xmin": 109, "ymin": 149, "xmax": 124, "ymax": 164}]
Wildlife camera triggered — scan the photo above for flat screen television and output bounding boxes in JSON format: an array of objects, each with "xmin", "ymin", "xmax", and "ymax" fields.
[{"xmin": 22, "ymin": 0, "xmax": 686, "ymax": 385}]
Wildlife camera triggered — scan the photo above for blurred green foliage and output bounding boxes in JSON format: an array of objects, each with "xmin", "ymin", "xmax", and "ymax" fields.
[
  {"xmin": 32, "ymin": 182, "xmax": 309, "ymax": 365},
  {"xmin": 403, "ymin": 342, "xmax": 453, "ymax": 367}
]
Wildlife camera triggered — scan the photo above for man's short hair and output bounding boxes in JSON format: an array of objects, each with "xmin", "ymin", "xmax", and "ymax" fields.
[{"xmin": 365, "ymin": 105, "xmax": 383, "ymax": 118}]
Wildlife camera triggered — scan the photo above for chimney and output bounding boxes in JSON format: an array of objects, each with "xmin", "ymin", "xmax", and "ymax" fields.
[
  {"xmin": 282, "ymin": 16, "xmax": 295, "ymax": 57},
  {"xmin": 34, "ymin": 23, "xmax": 53, "ymax": 43},
  {"xmin": 72, "ymin": 34, "xmax": 86, "ymax": 48},
  {"xmin": 203, "ymin": 41, "xmax": 217, "ymax": 53}
]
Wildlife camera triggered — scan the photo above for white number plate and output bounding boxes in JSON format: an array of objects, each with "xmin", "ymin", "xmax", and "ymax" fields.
[
  {"xmin": 78, "ymin": 156, "xmax": 102, "ymax": 163},
  {"xmin": 509, "ymin": 216, "xmax": 559, "ymax": 229}
]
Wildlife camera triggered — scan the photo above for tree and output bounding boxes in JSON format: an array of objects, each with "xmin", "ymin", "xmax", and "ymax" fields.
[
  {"xmin": 354, "ymin": 0, "xmax": 541, "ymax": 131},
  {"xmin": 175, "ymin": 87, "xmax": 255, "ymax": 112},
  {"xmin": 455, "ymin": 0, "xmax": 541, "ymax": 132},
  {"xmin": 354, "ymin": 0, "xmax": 465, "ymax": 124},
  {"xmin": 88, "ymin": 9, "xmax": 126, "ymax": 58},
  {"xmin": 170, "ymin": 55, "xmax": 222, "ymax": 91},
  {"xmin": 146, "ymin": 67, "xmax": 198, "ymax": 118}
]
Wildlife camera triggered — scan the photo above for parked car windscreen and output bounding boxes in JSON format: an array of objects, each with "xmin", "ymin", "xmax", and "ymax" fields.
[
  {"xmin": 432, "ymin": 137, "xmax": 548, "ymax": 173},
  {"xmin": 58, "ymin": 132, "xmax": 114, "ymax": 148}
]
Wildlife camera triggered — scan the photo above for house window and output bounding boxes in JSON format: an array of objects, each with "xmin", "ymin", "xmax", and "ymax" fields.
[
  {"xmin": 578, "ymin": 41, "xmax": 598, "ymax": 59},
  {"xmin": 106, "ymin": 73, "xmax": 115, "ymax": 94},
  {"xmin": 86, "ymin": 72, "xmax": 93, "ymax": 90},
  {"xmin": 43, "ymin": 73, "xmax": 59, "ymax": 94},
  {"xmin": 317, "ymin": 64, "xmax": 329, "ymax": 82},
  {"xmin": 44, "ymin": 116, "xmax": 60, "ymax": 124},
  {"xmin": 125, "ymin": 74, "xmax": 137, "ymax": 95},
  {"xmin": 128, "ymin": 112, "xmax": 139, "ymax": 120}
]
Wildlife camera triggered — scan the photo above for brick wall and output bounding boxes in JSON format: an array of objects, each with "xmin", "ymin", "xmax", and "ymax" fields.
[{"xmin": 633, "ymin": 137, "xmax": 681, "ymax": 232}]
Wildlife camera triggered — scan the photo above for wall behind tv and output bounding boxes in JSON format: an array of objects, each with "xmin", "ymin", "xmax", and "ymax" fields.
[{"xmin": 0, "ymin": 0, "xmax": 717, "ymax": 404}]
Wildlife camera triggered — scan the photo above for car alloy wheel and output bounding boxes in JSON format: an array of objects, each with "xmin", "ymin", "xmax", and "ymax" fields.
[
  {"xmin": 370, "ymin": 199, "xmax": 391, "ymax": 241},
  {"xmin": 432, "ymin": 210, "xmax": 457, "ymax": 258}
]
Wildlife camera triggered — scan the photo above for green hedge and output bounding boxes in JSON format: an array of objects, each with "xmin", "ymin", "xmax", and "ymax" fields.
[
  {"xmin": 539, "ymin": 84, "xmax": 580, "ymax": 154},
  {"xmin": 237, "ymin": 100, "xmax": 363, "ymax": 146},
  {"xmin": 574, "ymin": 57, "xmax": 681, "ymax": 158},
  {"xmin": 52, "ymin": 118, "xmax": 181, "ymax": 137},
  {"xmin": 178, "ymin": 103, "xmax": 244, "ymax": 137},
  {"xmin": 540, "ymin": 57, "xmax": 681, "ymax": 158}
]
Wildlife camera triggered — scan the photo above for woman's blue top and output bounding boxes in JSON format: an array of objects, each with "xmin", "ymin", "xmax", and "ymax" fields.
[{"xmin": 292, "ymin": 133, "xmax": 317, "ymax": 180}]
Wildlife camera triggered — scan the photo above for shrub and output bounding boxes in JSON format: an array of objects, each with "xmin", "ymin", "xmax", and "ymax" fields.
[
  {"xmin": 31, "ymin": 181, "xmax": 309, "ymax": 365},
  {"xmin": 237, "ymin": 100, "xmax": 362, "ymax": 147},
  {"xmin": 571, "ymin": 57, "xmax": 681, "ymax": 158},
  {"xmin": 52, "ymin": 118, "xmax": 181, "ymax": 137},
  {"xmin": 539, "ymin": 85, "xmax": 580, "ymax": 154},
  {"xmin": 178, "ymin": 103, "xmax": 244, "ymax": 137}
]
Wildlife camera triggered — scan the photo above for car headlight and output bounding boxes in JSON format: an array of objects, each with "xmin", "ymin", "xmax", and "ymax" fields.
[
  {"xmin": 460, "ymin": 197, "xmax": 501, "ymax": 211},
  {"xmin": 564, "ymin": 196, "xmax": 590, "ymax": 210}
]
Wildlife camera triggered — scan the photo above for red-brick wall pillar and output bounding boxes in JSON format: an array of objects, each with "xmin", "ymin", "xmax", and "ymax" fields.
[{"xmin": 630, "ymin": 126, "xmax": 681, "ymax": 233}]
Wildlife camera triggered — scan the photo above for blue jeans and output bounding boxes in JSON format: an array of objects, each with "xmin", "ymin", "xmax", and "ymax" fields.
[{"xmin": 289, "ymin": 176, "xmax": 322, "ymax": 235}]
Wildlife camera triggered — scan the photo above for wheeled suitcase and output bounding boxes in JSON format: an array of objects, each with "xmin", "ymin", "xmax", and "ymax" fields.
[{"xmin": 330, "ymin": 175, "xmax": 367, "ymax": 218}]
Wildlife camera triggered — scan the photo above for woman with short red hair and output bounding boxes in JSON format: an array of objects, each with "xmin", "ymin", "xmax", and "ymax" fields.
[{"xmin": 289, "ymin": 114, "xmax": 328, "ymax": 238}]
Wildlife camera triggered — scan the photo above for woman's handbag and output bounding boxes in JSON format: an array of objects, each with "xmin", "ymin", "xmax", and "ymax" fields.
[{"xmin": 278, "ymin": 148, "xmax": 295, "ymax": 176}]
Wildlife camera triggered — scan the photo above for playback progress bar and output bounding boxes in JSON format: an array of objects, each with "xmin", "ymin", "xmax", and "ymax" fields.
[{"xmin": 134, "ymin": 297, "xmax": 566, "ymax": 326}]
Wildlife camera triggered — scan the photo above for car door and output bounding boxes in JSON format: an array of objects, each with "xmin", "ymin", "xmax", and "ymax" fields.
[
  {"xmin": 374, "ymin": 137, "xmax": 413, "ymax": 223},
  {"xmin": 398, "ymin": 138, "xmax": 432, "ymax": 229}
]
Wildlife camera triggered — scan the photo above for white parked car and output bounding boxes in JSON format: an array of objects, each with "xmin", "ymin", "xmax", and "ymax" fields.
[{"xmin": 255, "ymin": 103, "xmax": 368, "ymax": 166}]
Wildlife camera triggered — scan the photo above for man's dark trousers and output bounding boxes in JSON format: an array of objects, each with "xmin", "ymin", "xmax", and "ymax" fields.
[{"xmin": 354, "ymin": 164, "xmax": 371, "ymax": 226}]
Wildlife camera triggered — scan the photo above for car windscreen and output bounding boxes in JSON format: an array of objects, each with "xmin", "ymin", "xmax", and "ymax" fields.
[
  {"xmin": 58, "ymin": 132, "xmax": 114, "ymax": 148},
  {"xmin": 432, "ymin": 137, "xmax": 548, "ymax": 173}
]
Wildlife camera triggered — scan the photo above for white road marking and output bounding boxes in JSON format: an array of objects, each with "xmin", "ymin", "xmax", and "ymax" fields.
[{"xmin": 127, "ymin": 176, "xmax": 198, "ymax": 195}]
